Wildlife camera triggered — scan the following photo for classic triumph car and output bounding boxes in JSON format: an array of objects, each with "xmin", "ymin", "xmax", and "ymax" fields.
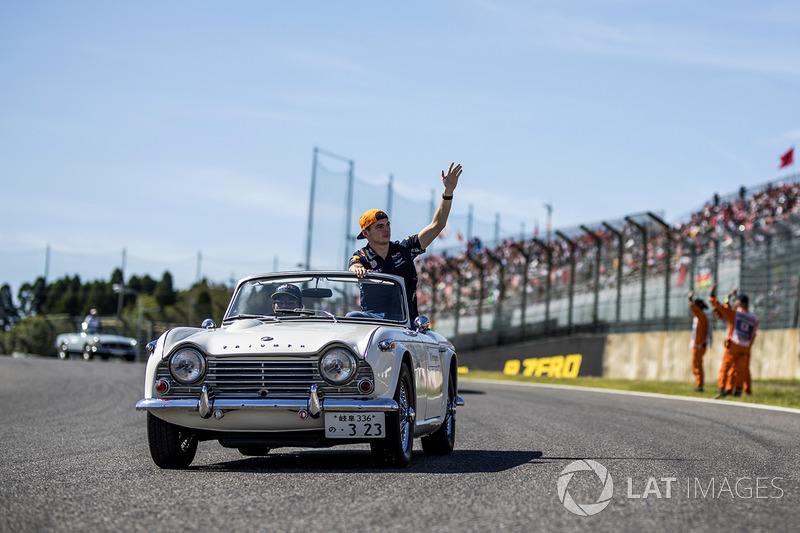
[{"xmin": 136, "ymin": 271, "xmax": 463, "ymax": 468}]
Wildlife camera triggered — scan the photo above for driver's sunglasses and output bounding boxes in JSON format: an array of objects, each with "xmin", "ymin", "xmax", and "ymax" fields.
[{"xmin": 274, "ymin": 297, "xmax": 297, "ymax": 304}]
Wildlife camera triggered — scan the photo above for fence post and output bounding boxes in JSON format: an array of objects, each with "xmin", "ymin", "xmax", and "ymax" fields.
[
  {"xmin": 485, "ymin": 248, "xmax": 507, "ymax": 339},
  {"xmin": 602, "ymin": 222, "xmax": 624, "ymax": 323},
  {"xmin": 511, "ymin": 242, "xmax": 532, "ymax": 341},
  {"xmin": 580, "ymin": 225, "xmax": 602, "ymax": 329},
  {"xmin": 712, "ymin": 236, "xmax": 719, "ymax": 285},
  {"xmin": 648, "ymin": 212, "xmax": 673, "ymax": 323},
  {"xmin": 533, "ymin": 238, "xmax": 552, "ymax": 335},
  {"xmin": 444, "ymin": 257, "xmax": 463, "ymax": 338},
  {"xmin": 466, "ymin": 250, "xmax": 486, "ymax": 333},
  {"xmin": 556, "ymin": 231, "xmax": 576, "ymax": 334},
  {"xmin": 626, "ymin": 216, "xmax": 648, "ymax": 322},
  {"xmin": 428, "ymin": 266, "xmax": 438, "ymax": 327},
  {"xmin": 685, "ymin": 239, "xmax": 697, "ymax": 293},
  {"xmin": 738, "ymin": 229, "xmax": 746, "ymax": 294}
]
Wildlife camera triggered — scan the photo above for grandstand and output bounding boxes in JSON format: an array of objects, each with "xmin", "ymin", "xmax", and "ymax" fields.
[{"xmin": 416, "ymin": 175, "xmax": 800, "ymax": 349}]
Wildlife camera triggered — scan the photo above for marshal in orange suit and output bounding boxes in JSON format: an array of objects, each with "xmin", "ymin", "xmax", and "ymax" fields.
[
  {"xmin": 709, "ymin": 284, "xmax": 758, "ymax": 399},
  {"xmin": 688, "ymin": 290, "xmax": 711, "ymax": 392}
]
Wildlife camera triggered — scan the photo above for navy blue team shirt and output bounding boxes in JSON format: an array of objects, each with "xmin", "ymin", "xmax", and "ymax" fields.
[{"xmin": 348, "ymin": 234, "xmax": 425, "ymax": 321}]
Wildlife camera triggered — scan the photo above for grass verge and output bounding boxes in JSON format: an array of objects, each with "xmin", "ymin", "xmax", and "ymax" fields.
[{"xmin": 461, "ymin": 370, "xmax": 800, "ymax": 410}]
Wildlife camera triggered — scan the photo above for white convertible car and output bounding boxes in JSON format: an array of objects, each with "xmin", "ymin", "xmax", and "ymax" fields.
[{"xmin": 136, "ymin": 271, "xmax": 463, "ymax": 468}]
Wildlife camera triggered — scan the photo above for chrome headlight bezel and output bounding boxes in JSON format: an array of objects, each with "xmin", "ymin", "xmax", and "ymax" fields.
[
  {"xmin": 318, "ymin": 347, "xmax": 357, "ymax": 386},
  {"xmin": 169, "ymin": 347, "xmax": 207, "ymax": 384}
]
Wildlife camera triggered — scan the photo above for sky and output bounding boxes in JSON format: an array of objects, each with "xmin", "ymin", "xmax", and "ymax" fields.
[{"xmin": 2, "ymin": 0, "xmax": 799, "ymax": 296}]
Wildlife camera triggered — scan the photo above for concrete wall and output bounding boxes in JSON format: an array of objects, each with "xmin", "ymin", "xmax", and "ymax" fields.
[{"xmin": 601, "ymin": 329, "xmax": 800, "ymax": 381}]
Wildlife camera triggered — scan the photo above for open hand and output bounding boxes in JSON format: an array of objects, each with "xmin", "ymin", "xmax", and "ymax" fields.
[{"xmin": 441, "ymin": 162, "xmax": 462, "ymax": 193}]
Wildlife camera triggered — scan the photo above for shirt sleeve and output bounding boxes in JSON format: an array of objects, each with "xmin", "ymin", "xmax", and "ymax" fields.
[
  {"xmin": 710, "ymin": 296, "xmax": 735, "ymax": 323},
  {"xmin": 400, "ymin": 234, "xmax": 425, "ymax": 260},
  {"xmin": 348, "ymin": 249, "xmax": 368, "ymax": 268}
]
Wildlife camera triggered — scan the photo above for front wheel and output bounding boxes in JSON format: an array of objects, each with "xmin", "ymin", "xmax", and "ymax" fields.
[
  {"xmin": 58, "ymin": 344, "xmax": 70, "ymax": 359},
  {"xmin": 82, "ymin": 345, "xmax": 93, "ymax": 361},
  {"xmin": 371, "ymin": 364, "xmax": 414, "ymax": 468},
  {"xmin": 146, "ymin": 412, "xmax": 198, "ymax": 468},
  {"xmin": 421, "ymin": 373, "xmax": 456, "ymax": 455}
]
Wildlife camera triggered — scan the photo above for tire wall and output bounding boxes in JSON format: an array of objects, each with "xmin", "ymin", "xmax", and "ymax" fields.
[{"xmin": 457, "ymin": 329, "xmax": 800, "ymax": 381}]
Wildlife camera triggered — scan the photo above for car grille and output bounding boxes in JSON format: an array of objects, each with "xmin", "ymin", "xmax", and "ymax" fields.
[
  {"xmin": 156, "ymin": 356, "xmax": 373, "ymax": 399},
  {"xmin": 99, "ymin": 342, "xmax": 133, "ymax": 350}
]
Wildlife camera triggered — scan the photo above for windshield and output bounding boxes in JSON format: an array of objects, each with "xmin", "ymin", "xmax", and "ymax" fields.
[{"xmin": 224, "ymin": 274, "xmax": 407, "ymax": 323}]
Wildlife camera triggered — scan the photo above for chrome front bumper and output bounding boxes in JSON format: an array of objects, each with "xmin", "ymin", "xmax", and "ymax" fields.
[{"xmin": 135, "ymin": 384, "xmax": 399, "ymax": 420}]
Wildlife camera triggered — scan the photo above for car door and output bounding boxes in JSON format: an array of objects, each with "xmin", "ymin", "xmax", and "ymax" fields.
[
  {"xmin": 401, "ymin": 334, "xmax": 428, "ymax": 423},
  {"xmin": 422, "ymin": 334, "xmax": 445, "ymax": 420},
  {"xmin": 405, "ymin": 330, "xmax": 445, "ymax": 422}
]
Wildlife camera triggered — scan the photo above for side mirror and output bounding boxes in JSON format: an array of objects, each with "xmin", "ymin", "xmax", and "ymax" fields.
[
  {"xmin": 414, "ymin": 315, "xmax": 430, "ymax": 334},
  {"xmin": 201, "ymin": 318, "xmax": 216, "ymax": 330}
]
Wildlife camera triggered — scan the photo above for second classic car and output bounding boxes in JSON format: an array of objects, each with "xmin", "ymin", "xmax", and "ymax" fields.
[
  {"xmin": 136, "ymin": 271, "xmax": 463, "ymax": 468},
  {"xmin": 56, "ymin": 321, "xmax": 138, "ymax": 361}
]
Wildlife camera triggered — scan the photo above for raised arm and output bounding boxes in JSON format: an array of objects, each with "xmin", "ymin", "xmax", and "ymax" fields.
[{"xmin": 418, "ymin": 162, "xmax": 462, "ymax": 249}]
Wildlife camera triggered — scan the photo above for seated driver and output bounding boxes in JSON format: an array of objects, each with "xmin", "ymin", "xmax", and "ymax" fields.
[{"xmin": 271, "ymin": 284, "xmax": 303, "ymax": 313}]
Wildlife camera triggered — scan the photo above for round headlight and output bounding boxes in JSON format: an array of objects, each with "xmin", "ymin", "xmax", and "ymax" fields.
[
  {"xmin": 319, "ymin": 348, "xmax": 357, "ymax": 385},
  {"xmin": 170, "ymin": 347, "xmax": 206, "ymax": 384}
]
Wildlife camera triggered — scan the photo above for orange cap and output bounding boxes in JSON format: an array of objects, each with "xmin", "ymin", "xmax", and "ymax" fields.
[{"xmin": 357, "ymin": 209, "xmax": 388, "ymax": 239}]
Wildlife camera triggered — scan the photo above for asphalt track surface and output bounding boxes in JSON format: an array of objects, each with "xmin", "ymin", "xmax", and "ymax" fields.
[{"xmin": 1, "ymin": 356, "xmax": 798, "ymax": 533}]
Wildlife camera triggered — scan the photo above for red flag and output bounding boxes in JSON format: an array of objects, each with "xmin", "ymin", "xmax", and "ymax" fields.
[{"xmin": 779, "ymin": 147, "xmax": 794, "ymax": 169}]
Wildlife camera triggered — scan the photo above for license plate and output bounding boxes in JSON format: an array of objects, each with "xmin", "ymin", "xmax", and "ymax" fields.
[{"xmin": 325, "ymin": 412, "xmax": 385, "ymax": 439}]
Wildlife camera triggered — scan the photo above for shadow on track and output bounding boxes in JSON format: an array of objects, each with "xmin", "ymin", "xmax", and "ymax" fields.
[{"xmin": 190, "ymin": 448, "xmax": 544, "ymax": 474}]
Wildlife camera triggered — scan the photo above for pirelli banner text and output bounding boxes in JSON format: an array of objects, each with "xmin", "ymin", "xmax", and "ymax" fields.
[{"xmin": 457, "ymin": 335, "xmax": 606, "ymax": 378}]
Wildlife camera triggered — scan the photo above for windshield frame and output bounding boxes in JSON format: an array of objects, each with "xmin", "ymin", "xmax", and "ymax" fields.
[{"xmin": 222, "ymin": 271, "xmax": 410, "ymax": 326}]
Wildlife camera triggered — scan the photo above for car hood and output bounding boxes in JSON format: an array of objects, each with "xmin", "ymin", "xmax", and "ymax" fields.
[
  {"xmin": 94, "ymin": 333, "xmax": 136, "ymax": 344},
  {"xmin": 161, "ymin": 320, "xmax": 384, "ymax": 357}
]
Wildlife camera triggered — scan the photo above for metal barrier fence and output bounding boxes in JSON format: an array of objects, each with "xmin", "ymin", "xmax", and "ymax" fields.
[{"xmin": 418, "ymin": 211, "xmax": 800, "ymax": 346}]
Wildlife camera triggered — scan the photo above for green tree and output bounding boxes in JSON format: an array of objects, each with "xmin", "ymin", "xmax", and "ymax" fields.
[
  {"xmin": 110, "ymin": 268, "xmax": 124, "ymax": 286},
  {"xmin": 155, "ymin": 271, "xmax": 176, "ymax": 307},
  {"xmin": 0, "ymin": 284, "xmax": 20, "ymax": 330},
  {"xmin": 8, "ymin": 315, "xmax": 56, "ymax": 355},
  {"xmin": 45, "ymin": 275, "xmax": 82, "ymax": 315},
  {"xmin": 17, "ymin": 277, "xmax": 47, "ymax": 317},
  {"xmin": 140, "ymin": 274, "xmax": 157, "ymax": 295},
  {"xmin": 82, "ymin": 280, "xmax": 116, "ymax": 316}
]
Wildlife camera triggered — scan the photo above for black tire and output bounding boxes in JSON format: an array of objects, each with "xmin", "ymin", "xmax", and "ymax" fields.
[
  {"xmin": 421, "ymin": 372, "xmax": 456, "ymax": 455},
  {"xmin": 238, "ymin": 447, "xmax": 271, "ymax": 457},
  {"xmin": 82, "ymin": 345, "xmax": 93, "ymax": 361},
  {"xmin": 371, "ymin": 364, "xmax": 414, "ymax": 468},
  {"xmin": 146, "ymin": 412, "xmax": 198, "ymax": 468},
  {"xmin": 58, "ymin": 344, "xmax": 70, "ymax": 360}
]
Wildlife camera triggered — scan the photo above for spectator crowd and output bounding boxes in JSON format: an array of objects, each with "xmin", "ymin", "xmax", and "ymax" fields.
[{"xmin": 415, "ymin": 180, "xmax": 800, "ymax": 328}]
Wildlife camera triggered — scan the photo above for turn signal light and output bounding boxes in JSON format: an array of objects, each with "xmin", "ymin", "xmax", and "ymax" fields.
[
  {"xmin": 357, "ymin": 378, "xmax": 374, "ymax": 394},
  {"xmin": 155, "ymin": 380, "xmax": 170, "ymax": 394}
]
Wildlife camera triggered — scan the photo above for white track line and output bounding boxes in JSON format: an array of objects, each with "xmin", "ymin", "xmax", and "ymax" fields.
[{"xmin": 463, "ymin": 378, "xmax": 800, "ymax": 415}]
